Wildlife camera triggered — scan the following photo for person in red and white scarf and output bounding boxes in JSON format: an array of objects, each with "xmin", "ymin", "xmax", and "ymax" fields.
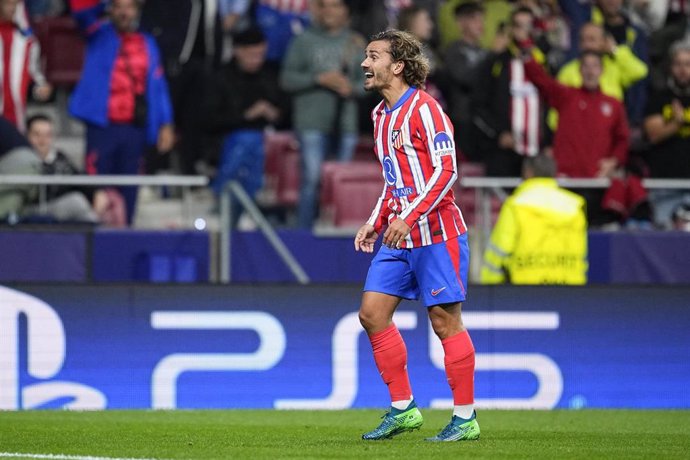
[{"xmin": 0, "ymin": 0, "xmax": 51, "ymax": 131}]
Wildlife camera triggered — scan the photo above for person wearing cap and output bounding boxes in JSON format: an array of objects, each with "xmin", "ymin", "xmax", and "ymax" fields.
[{"xmin": 204, "ymin": 26, "xmax": 288, "ymax": 226}]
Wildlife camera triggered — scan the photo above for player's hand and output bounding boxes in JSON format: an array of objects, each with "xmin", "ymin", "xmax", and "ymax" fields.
[
  {"xmin": 354, "ymin": 224, "xmax": 378, "ymax": 253},
  {"xmin": 383, "ymin": 218, "xmax": 411, "ymax": 249}
]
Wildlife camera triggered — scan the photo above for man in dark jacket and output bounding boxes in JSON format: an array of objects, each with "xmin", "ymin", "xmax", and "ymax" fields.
[{"xmin": 204, "ymin": 27, "xmax": 288, "ymax": 225}]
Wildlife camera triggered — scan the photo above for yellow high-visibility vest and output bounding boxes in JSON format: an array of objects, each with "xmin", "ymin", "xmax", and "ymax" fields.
[{"xmin": 481, "ymin": 178, "xmax": 588, "ymax": 285}]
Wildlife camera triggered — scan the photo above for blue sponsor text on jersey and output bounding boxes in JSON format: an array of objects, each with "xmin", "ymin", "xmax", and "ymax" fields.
[{"xmin": 391, "ymin": 186, "xmax": 414, "ymax": 198}]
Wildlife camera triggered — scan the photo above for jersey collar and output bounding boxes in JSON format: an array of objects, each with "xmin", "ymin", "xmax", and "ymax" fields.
[{"xmin": 385, "ymin": 86, "xmax": 417, "ymax": 114}]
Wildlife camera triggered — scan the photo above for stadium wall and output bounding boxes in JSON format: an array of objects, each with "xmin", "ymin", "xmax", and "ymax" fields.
[
  {"xmin": 1, "ymin": 284, "xmax": 688, "ymax": 410},
  {"xmin": 2, "ymin": 229, "xmax": 690, "ymax": 283}
]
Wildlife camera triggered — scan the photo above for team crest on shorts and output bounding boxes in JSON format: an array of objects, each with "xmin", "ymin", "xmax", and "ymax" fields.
[{"xmin": 391, "ymin": 129, "xmax": 404, "ymax": 149}]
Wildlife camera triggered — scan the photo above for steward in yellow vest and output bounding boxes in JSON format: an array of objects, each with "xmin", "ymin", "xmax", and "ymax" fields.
[{"xmin": 481, "ymin": 155, "xmax": 588, "ymax": 284}]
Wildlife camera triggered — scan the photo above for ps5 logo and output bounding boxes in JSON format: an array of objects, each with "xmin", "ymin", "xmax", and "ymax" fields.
[
  {"xmin": 275, "ymin": 311, "xmax": 563, "ymax": 410},
  {"xmin": 0, "ymin": 286, "xmax": 106, "ymax": 409}
]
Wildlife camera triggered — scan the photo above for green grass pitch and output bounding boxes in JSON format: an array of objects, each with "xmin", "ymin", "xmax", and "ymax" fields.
[{"xmin": 0, "ymin": 410, "xmax": 688, "ymax": 459}]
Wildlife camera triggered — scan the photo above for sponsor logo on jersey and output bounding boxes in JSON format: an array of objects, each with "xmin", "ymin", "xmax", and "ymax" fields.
[
  {"xmin": 432, "ymin": 132, "xmax": 454, "ymax": 158},
  {"xmin": 383, "ymin": 157, "xmax": 397, "ymax": 186},
  {"xmin": 391, "ymin": 186, "xmax": 414, "ymax": 198}
]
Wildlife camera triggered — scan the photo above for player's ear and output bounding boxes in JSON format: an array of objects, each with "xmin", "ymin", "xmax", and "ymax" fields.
[{"xmin": 393, "ymin": 61, "xmax": 404, "ymax": 76}]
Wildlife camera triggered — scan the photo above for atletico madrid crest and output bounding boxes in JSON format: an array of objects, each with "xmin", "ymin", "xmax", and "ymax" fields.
[{"xmin": 391, "ymin": 129, "xmax": 404, "ymax": 149}]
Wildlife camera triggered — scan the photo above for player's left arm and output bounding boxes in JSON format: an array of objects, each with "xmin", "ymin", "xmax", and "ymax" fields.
[{"xmin": 397, "ymin": 102, "xmax": 458, "ymax": 228}]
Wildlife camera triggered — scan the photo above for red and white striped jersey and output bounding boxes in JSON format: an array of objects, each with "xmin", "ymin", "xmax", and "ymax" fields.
[
  {"xmin": 509, "ymin": 59, "xmax": 541, "ymax": 157},
  {"xmin": 0, "ymin": 20, "xmax": 45, "ymax": 131},
  {"xmin": 366, "ymin": 87, "xmax": 467, "ymax": 248}
]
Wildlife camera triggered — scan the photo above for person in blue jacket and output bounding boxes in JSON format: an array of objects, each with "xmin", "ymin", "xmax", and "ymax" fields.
[{"xmin": 69, "ymin": 0, "xmax": 175, "ymax": 224}]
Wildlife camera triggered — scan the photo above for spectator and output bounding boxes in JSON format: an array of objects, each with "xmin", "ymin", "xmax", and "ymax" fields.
[
  {"xmin": 204, "ymin": 27, "xmax": 288, "ymax": 226},
  {"xmin": 438, "ymin": 0, "xmax": 513, "ymax": 50},
  {"xmin": 671, "ymin": 200, "xmax": 690, "ymax": 231},
  {"xmin": 0, "ymin": 0, "xmax": 52, "ymax": 130},
  {"xmin": 24, "ymin": 0, "xmax": 64, "ymax": 19},
  {"xmin": 525, "ymin": 50, "xmax": 651, "ymax": 226},
  {"xmin": 0, "ymin": 115, "xmax": 40, "ymax": 220},
  {"xmin": 253, "ymin": 0, "xmax": 310, "ymax": 67},
  {"xmin": 68, "ymin": 0, "xmax": 175, "ymax": 225},
  {"xmin": 398, "ymin": 5, "xmax": 445, "ymax": 105},
  {"xmin": 25, "ymin": 114, "xmax": 103, "ymax": 224},
  {"xmin": 280, "ymin": 0, "xmax": 365, "ymax": 229},
  {"xmin": 398, "ymin": 5, "xmax": 438, "ymax": 72},
  {"xmin": 592, "ymin": 0, "xmax": 650, "ymax": 123},
  {"xmin": 551, "ymin": 22, "xmax": 647, "ymax": 128},
  {"xmin": 481, "ymin": 154, "xmax": 587, "ymax": 284},
  {"xmin": 348, "ymin": 0, "xmax": 412, "ymax": 41},
  {"xmin": 643, "ymin": 39, "xmax": 690, "ymax": 228},
  {"xmin": 139, "ymin": 0, "xmax": 230, "ymax": 176},
  {"xmin": 473, "ymin": 7, "xmax": 546, "ymax": 177},
  {"xmin": 646, "ymin": 0, "xmax": 689, "ymax": 92},
  {"xmin": 443, "ymin": 1, "xmax": 490, "ymax": 161}
]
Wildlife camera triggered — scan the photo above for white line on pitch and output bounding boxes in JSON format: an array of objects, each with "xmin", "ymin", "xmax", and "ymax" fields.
[{"xmin": 0, "ymin": 453, "xmax": 164, "ymax": 460}]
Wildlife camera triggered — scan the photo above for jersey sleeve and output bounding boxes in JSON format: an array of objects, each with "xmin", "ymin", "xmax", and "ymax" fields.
[{"xmin": 398, "ymin": 100, "xmax": 458, "ymax": 227}]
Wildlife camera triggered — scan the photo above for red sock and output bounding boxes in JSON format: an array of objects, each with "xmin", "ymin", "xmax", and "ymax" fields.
[
  {"xmin": 442, "ymin": 330, "xmax": 475, "ymax": 405},
  {"xmin": 369, "ymin": 324, "xmax": 412, "ymax": 402}
]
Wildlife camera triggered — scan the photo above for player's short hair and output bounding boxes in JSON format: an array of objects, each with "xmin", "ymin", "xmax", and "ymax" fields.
[
  {"xmin": 523, "ymin": 154, "xmax": 556, "ymax": 178},
  {"xmin": 369, "ymin": 29, "xmax": 430, "ymax": 88}
]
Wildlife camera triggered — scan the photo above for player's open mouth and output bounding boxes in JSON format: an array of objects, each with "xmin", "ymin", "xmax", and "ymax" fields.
[{"xmin": 364, "ymin": 72, "xmax": 374, "ymax": 79}]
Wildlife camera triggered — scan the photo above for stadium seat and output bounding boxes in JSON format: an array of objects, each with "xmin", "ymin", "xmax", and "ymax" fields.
[
  {"xmin": 352, "ymin": 137, "xmax": 377, "ymax": 162},
  {"xmin": 260, "ymin": 131, "xmax": 300, "ymax": 207},
  {"xmin": 276, "ymin": 149, "xmax": 301, "ymax": 207},
  {"xmin": 319, "ymin": 162, "xmax": 382, "ymax": 227}
]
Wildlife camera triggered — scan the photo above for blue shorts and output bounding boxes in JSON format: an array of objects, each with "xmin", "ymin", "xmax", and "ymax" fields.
[{"xmin": 364, "ymin": 233, "xmax": 469, "ymax": 307}]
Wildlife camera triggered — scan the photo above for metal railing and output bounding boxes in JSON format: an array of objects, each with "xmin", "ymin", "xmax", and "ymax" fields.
[
  {"xmin": 4, "ymin": 174, "xmax": 688, "ymax": 284},
  {"xmin": 219, "ymin": 180, "xmax": 309, "ymax": 284},
  {"xmin": 0, "ymin": 174, "xmax": 209, "ymax": 220},
  {"xmin": 460, "ymin": 177, "xmax": 690, "ymax": 259}
]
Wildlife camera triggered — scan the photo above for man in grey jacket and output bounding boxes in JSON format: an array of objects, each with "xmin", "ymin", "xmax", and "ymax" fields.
[{"xmin": 280, "ymin": 0, "xmax": 365, "ymax": 229}]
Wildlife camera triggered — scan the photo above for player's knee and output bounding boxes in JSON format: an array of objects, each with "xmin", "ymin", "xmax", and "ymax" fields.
[
  {"xmin": 358, "ymin": 307, "xmax": 385, "ymax": 333},
  {"xmin": 429, "ymin": 314, "xmax": 461, "ymax": 340}
]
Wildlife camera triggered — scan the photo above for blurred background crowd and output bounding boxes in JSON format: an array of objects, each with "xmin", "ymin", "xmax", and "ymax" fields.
[{"xmin": 1, "ymin": 0, "xmax": 690, "ymax": 232}]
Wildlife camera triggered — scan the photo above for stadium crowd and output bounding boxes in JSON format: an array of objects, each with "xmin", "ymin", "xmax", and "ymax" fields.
[{"xmin": 1, "ymin": 0, "xmax": 690, "ymax": 230}]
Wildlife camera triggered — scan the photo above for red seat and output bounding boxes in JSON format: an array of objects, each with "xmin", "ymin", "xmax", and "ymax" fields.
[
  {"xmin": 333, "ymin": 178, "xmax": 383, "ymax": 227},
  {"xmin": 261, "ymin": 131, "xmax": 300, "ymax": 206},
  {"xmin": 276, "ymin": 149, "xmax": 300, "ymax": 206},
  {"xmin": 32, "ymin": 16, "xmax": 85, "ymax": 86},
  {"xmin": 319, "ymin": 162, "xmax": 382, "ymax": 227}
]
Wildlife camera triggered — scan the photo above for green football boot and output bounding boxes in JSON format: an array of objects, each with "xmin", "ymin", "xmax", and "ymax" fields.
[
  {"xmin": 425, "ymin": 412, "xmax": 480, "ymax": 442},
  {"xmin": 362, "ymin": 401, "xmax": 424, "ymax": 440}
]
